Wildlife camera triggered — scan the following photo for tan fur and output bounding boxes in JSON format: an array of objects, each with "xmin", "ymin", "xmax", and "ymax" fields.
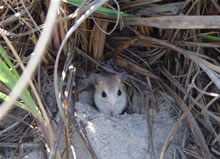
[{"xmin": 95, "ymin": 75, "xmax": 126, "ymax": 94}]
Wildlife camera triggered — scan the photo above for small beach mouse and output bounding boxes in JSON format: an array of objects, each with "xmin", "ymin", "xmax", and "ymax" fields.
[{"xmin": 93, "ymin": 74, "xmax": 127, "ymax": 116}]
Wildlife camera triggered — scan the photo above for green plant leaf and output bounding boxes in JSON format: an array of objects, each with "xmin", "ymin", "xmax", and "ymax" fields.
[
  {"xmin": 0, "ymin": 92, "xmax": 28, "ymax": 111},
  {"xmin": 201, "ymin": 35, "xmax": 220, "ymax": 41},
  {"xmin": 0, "ymin": 47, "xmax": 42, "ymax": 121},
  {"xmin": 0, "ymin": 47, "xmax": 20, "ymax": 79},
  {"xmin": 62, "ymin": 0, "xmax": 134, "ymax": 18},
  {"xmin": 0, "ymin": 58, "xmax": 18, "ymax": 89}
]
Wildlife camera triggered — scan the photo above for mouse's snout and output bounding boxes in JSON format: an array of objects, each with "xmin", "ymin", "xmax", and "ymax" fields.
[{"xmin": 110, "ymin": 103, "xmax": 116, "ymax": 112}]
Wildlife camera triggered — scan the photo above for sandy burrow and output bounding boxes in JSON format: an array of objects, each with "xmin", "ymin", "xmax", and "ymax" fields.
[
  {"xmin": 22, "ymin": 94, "xmax": 183, "ymax": 159},
  {"xmin": 69, "ymin": 94, "xmax": 184, "ymax": 159}
]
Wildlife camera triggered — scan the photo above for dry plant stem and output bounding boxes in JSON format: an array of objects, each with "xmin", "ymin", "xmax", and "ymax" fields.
[
  {"xmin": 64, "ymin": 101, "xmax": 69, "ymax": 159},
  {"xmin": 124, "ymin": 16, "xmax": 220, "ymax": 29},
  {"xmin": 191, "ymin": 71, "xmax": 219, "ymax": 97},
  {"xmin": 160, "ymin": 67, "xmax": 219, "ymax": 158},
  {"xmin": 63, "ymin": 54, "xmax": 75, "ymax": 104},
  {"xmin": 180, "ymin": 42, "xmax": 220, "ymax": 48},
  {"xmin": 145, "ymin": 96, "xmax": 156, "ymax": 159},
  {"xmin": 211, "ymin": 134, "xmax": 220, "ymax": 155},
  {"xmin": 126, "ymin": 48, "xmax": 152, "ymax": 69},
  {"xmin": 0, "ymin": 113, "xmax": 30, "ymax": 136},
  {"xmin": 61, "ymin": 54, "xmax": 76, "ymax": 158},
  {"xmin": 160, "ymin": 67, "xmax": 220, "ymax": 123},
  {"xmin": 1, "ymin": 0, "xmax": 35, "ymax": 26},
  {"xmin": 0, "ymin": 11, "xmax": 115, "ymax": 38},
  {"xmin": 0, "ymin": 143, "xmax": 41, "ymax": 148},
  {"xmin": 75, "ymin": 47, "xmax": 149, "ymax": 86},
  {"xmin": 185, "ymin": 0, "xmax": 200, "ymax": 15},
  {"xmin": 80, "ymin": 120, "xmax": 99, "ymax": 159},
  {"xmin": 181, "ymin": 126, "xmax": 188, "ymax": 151},
  {"xmin": 0, "ymin": 25, "xmax": 44, "ymax": 38},
  {"xmin": 172, "ymin": 145, "xmax": 186, "ymax": 159},
  {"xmin": 146, "ymin": 77, "xmax": 158, "ymax": 112},
  {"xmin": 199, "ymin": 63, "xmax": 220, "ymax": 90},
  {"xmin": 0, "ymin": 16, "xmax": 50, "ymax": 143},
  {"xmin": 0, "ymin": 31, "xmax": 45, "ymax": 114},
  {"xmin": 167, "ymin": 0, "xmax": 189, "ymax": 65},
  {"xmin": 54, "ymin": 0, "xmax": 109, "ymax": 130},
  {"xmin": 177, "ymin": 0, "xmax": 191, "ymax": 14},
  {"xmin": 179, "ymin": 31, "xmax": 220, "ymax": 42},
  {"xmin": 210, "ymin": 0, "xmax": 220, "ymax": 11},
  {"xmin": 159, "ymin": 80, "xmax": 211, "ymax": 159},
  {"xmin": 202, "ymin": 96, "xmax": 219, "ymax": 113},
  {"xmin": 63, "ymin": 63, "xmax": 77, "ymax": 158},
  {"xmin": 70, "ymin": 115, "xmax": 98, "ymax": 159},
  {"xmin": 53, "ymin": 1, "xmax": 108, "ymax": 157},
  {"xmin": 12, "ymin": 119, "xmax": 35, "ymax": 158},
  {"xmin": 89, "ymin": 19, "xmax": 108, "ymax": 69},
  {"xmin": 50, "ymin": 118, "xmax": 64, "ymax": 159},
  {"xmin": 138, "ymin": 35, "xmax": 220, "ymax": 89},
  {"xmin": 120, "ymin": 0, "xmax": 162, "ymax": 10},
  {"xmin": 0, "ymin": 0, "xmax": 60, "ymax": 120},
  {"xmin": 21, "ymin": 0, "xmax": 41, "ymax": 32},
  {"xmin": 104, "ymin": 36, "xmax": 138, "ymax": 60},
  {"xmin": 0, "ymin": 0, "xmax": 61, "ymax": 158},
  {"xmin": 183, "ymin": 148, "xmax": 204, "ymax": 159},
  {"xmin": 114, "ymin": 56, "xmax": 158, "ymax": 79}
]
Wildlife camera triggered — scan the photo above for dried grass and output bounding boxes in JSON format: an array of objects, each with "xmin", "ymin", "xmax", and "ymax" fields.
[{"xmin": 0, "ymin": 0, "xmax": 220, "ymax": 159}]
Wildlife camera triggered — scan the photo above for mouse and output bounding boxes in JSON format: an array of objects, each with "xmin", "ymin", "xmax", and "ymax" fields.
[{"xmin": 93, "ymin": 74, "xmax": 127, "ymax": 116}]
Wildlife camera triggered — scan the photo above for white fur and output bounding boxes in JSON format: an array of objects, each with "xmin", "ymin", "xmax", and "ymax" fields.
[{"xmin": 94, "ymin": 88, "xmax": 126, "ymax": 116}]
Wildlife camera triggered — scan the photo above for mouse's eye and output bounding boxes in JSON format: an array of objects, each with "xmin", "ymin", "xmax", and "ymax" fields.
[
  {"xmin": 117, "ymin": 89, "xmax": 121, "ymax": 96},
  {"xmin": 102, "ymin": 91, "xmax": 107, "ymax": 98}
]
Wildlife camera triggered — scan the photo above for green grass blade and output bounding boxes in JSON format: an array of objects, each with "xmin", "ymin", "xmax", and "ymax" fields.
[
  {"xmin": 62, "ymin": 0, "xmax": 134, "ymax": 18},
  {"xmin": 0, "ymin": 56, "xmax": 42, "ymax": 120},
  {"xmin": 0, "ymin": 58, "xmax": 18, "ymax": 89},
  {"xmin": 0, "ymin": 92, "xmax": 29, "ymax": 111},
  {"xmin": 201, "ymin": 35, "xmax": 220, "ymax": 41},
  {"xmin": 0, "ymin": 46, "xmax": 20, "ymax": 79}
]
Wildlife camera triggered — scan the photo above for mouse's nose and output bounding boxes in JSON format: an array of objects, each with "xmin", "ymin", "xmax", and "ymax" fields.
[{"xmin": 111, "ymin": 103, "xmax": 116, "ymax": 112}]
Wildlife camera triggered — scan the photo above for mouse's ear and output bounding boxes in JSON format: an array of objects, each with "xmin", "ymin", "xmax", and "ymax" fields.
[
  {"xmin": 90, "ymin": 73, "xmax": 103, "ymax": 85},
  {"xmin": 116, "ymin": 72, "xmax": 127, "ymax": 82}
]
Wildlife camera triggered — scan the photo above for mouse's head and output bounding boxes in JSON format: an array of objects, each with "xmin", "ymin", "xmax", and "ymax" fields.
[{"xmin": 94, "ymin": 74, "xmax": 127, "ymax": 116}]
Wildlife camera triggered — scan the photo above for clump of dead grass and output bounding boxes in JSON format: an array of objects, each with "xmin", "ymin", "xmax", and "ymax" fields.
[{"xmin": 0, "ymin": 0, "xmax": 220, "ymax": 159}]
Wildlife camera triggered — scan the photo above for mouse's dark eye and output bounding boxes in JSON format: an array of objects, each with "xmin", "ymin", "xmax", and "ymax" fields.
[
  {"xmin": 117, "ymin": 89, "xmax": 121, "ymax": 96},
  {"xmin": 102, "ymin": 91, "xmax": 107, "ymax": 97}
]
